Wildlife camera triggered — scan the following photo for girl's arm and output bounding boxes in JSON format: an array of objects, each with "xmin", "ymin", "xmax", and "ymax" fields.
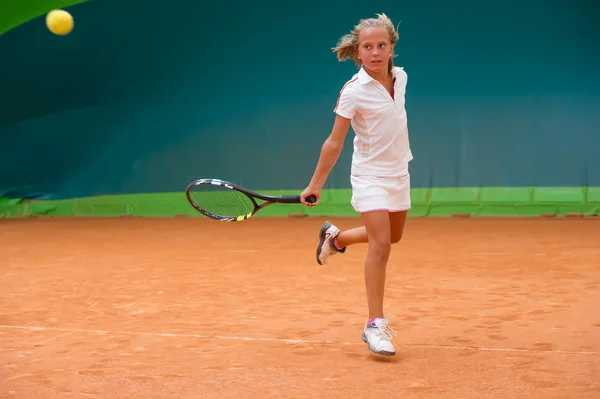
[{"xmin": 300, "ymin": 115, "xmax": 352, "ymax": 205}]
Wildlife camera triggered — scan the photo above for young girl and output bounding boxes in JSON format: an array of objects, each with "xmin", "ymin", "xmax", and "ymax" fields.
[{"xmin": 300, "ymin": 13, "xmax": 413, "ymax": 356}]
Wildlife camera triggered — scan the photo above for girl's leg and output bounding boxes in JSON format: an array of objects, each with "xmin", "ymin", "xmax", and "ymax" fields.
[
  {"xmin": 316, "ymin": 209, "xmax": 408, "ymax": 265},
  {"xmin": 360, "ymin": 210, "xmax": 392, "ymax": 319},
  {"xmin": 359, "ymin": 210, "xmax": 399, "ymax": 356},
  {"xmin": 316, "ymin": 210, "xmax": 408, "ymax": 355},
  {"xmin": 331, "ymin": 209, "xmax": 408, "ymax": 248},
  {"xmin": 388, "ymin": 210, "xmax": 408, "ymax": 243},
  {"xmin": 335, "ymin": 226, "xmax": 368, "ymax": 247}
]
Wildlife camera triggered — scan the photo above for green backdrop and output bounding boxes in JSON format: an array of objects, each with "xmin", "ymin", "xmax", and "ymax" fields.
[{"xmin": 1, "ymin": 0, "xmax": 599, "ymax": 218}]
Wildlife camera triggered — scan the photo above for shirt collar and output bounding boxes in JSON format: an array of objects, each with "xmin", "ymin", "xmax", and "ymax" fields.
[
  {"xmin": 357, "ymin": 65, "xmax": 401, "ymax": 84},
  {"xmin": 357, "ymin": 66, "xmax": 374, "ymax": 84}
]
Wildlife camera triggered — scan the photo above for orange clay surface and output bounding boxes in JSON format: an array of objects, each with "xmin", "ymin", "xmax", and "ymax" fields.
[{"xmin": 0, "ymin": 217, "xmax": 599, "ymax": 398}]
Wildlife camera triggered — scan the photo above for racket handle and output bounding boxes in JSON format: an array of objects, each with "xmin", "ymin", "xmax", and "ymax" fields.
[{"xmin": 277, "ymin": 195, "xmax": 317, "ymax": 204}]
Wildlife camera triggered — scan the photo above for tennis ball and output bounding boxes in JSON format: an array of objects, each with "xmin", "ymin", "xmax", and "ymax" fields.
[{"xmin": 46, "ymin": 9, "xmax": 74, "ymax": 36}]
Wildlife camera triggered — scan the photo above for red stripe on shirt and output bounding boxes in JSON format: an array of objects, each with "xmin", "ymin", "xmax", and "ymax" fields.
[{"xmin": 334, "ymin": 78, "xmax": 358, "ymax": 112}]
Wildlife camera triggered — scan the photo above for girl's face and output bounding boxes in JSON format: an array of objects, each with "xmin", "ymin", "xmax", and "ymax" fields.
[{"xmin": 357, "ymin": 27, "xmax": 394, "ymax": 75}]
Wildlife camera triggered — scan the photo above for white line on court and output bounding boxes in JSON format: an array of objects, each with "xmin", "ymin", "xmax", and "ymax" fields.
[{"xmin": 0, "ymin": 325, "xmax": 598, "ymax": 356}]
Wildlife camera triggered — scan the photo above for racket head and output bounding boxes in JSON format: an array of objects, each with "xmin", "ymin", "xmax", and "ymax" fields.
[{"xmin": 185, "ymin": 179, "xmax": 257, "ymax": 222}]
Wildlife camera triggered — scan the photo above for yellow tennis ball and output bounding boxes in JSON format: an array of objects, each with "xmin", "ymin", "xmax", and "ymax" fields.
[{"xmin": 46, "ymin": 9, "xmax": 74, "ymax": 36}]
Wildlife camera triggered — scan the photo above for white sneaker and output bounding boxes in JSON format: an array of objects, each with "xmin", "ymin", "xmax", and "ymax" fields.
[
  {"xmin": 316, "ymin": 221, "xmax": 345, "ymax": 265},
  {"xmin": 361, "ymin": 318, "xmax": 397, "ymax": 356}
]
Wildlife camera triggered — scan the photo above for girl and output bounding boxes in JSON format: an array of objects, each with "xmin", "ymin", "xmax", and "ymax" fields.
[{"xmin": 300, "ymin": 13, "xmax": 413, "ymax": 356}]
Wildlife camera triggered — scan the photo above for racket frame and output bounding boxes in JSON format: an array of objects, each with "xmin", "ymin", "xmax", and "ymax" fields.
[{"xmin": 185, "ymin": 178, "xmax": 314, "ymax": 222}]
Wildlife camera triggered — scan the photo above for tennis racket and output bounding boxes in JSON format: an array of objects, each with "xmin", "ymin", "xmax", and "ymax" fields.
[{"xmin": 185, "ymin": 178, "xmax": 317, "ymax": 222}]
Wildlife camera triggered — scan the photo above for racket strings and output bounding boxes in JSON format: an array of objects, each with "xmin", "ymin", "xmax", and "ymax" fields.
[{"xmin": 189, "ymin": 185, "xmax": 255, "ymax": 218}]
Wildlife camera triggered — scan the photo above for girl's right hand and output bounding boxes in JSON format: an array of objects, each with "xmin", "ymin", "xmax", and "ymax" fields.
[{"xmin": 300, "ymin": 187, "xmax": 320, "ymax": 206}]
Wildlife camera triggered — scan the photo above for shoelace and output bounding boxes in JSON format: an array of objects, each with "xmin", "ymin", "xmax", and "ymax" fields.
[{"xmin": 375, "ymin": 324, "xmax": 397, "ymax": 340}]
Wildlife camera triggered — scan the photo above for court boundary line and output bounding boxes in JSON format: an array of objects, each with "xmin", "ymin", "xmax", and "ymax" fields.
[{"xmin": 1, "ymin": 325, "xmax": 598, "ymax": 356}]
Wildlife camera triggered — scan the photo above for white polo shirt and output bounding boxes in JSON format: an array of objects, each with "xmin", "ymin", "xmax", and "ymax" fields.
[{"xmin": 334, "ymin": 66, "xmax": 413, "ymax": 177}]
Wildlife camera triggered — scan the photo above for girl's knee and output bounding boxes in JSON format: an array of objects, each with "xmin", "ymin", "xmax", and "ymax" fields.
[
  {"xmin": 368, "ymin": 240, "xmax": 391, "ymax": 262},
  {"xmin": 390, "ymin": 231, "xmax": 403, "ymax": 244}
]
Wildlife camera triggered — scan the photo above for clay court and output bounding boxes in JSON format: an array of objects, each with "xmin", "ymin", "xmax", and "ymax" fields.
[{"xmin": 1, "ymin": 217, "xmax": 599, "ymax": 398}]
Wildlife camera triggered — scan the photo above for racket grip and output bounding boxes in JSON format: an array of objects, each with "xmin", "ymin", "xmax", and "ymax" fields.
[{"xmin": 277, "ymin": 195, "xmax": 317, "ymax": 204}]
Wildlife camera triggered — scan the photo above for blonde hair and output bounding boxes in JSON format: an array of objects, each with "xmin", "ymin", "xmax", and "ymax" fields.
[{"xmin": 332, "ymin": 13, "xmax": 399, "ymax": 72}]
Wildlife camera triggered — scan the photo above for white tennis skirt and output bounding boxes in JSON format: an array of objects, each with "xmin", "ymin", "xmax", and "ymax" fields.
[{"xmin": 350, "ymin": 172, "xmax": 411, "ymax": 214}]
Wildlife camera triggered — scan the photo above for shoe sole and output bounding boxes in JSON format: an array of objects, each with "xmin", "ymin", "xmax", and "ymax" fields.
[
  {"xmin": 316, "ymin": 221, "xmax": 332, "ymax": 266},
  {"xmin": 361, "ymin": 332, "xmax": 396, "ymax": 356}
]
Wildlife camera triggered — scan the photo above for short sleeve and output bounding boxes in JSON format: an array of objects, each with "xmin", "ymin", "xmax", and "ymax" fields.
[
  {"xmin": 333, "ymin": 80, "xmax": 357, "ymax": 119},
  {"xmin": 393, "ymin": 66, "xmax": 408, "ymax": 87}
]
